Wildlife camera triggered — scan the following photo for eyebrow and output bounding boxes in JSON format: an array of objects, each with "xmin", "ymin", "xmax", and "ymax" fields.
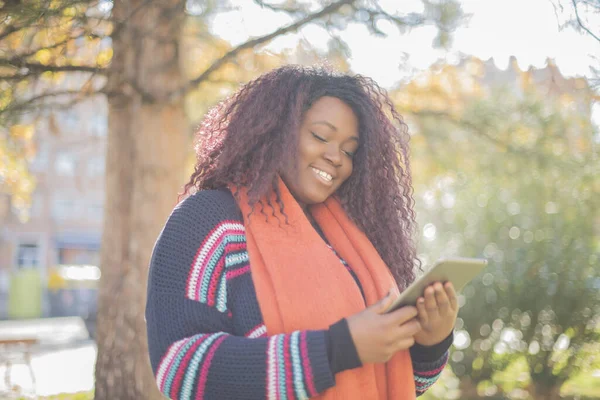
[
  {"xmin": 311, "ymin": 121, "xmax": 360, "ymax": 142},
  {"xmin": 311, "ymin": 120, "xmax": 337, "ymax": 131}
]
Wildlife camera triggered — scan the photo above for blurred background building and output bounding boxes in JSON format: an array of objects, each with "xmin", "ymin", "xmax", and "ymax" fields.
[{"xmin": 0, "ymin": 82, "xmax": 107, "ymax": 336}]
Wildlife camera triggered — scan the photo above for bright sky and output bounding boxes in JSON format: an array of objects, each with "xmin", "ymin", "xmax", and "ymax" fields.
[{"xmin": 210, "ymin": 0, "xmax": 599, "ymax": 89}]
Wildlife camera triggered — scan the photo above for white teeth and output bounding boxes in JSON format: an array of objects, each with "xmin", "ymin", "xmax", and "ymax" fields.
[{"xmin": 312, "ymin": 167, "xmax": 332, "ymax": 182}]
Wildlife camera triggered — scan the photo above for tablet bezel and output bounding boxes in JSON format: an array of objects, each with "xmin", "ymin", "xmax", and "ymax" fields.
[{"xmin": 384, "ymin": 257, "xmax": 488, "ymax": 313}]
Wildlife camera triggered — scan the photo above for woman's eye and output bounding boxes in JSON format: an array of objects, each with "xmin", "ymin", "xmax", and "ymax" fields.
[
  {"xmin": 311, "ymin": 132, "xmax": 327, "ymax": 142},
  {"xmin": 343, "ymin": 150, "xmax": 355, "ymax": 158}
]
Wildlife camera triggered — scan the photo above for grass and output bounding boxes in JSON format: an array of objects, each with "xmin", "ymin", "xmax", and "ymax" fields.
[
  {"xmin": 419, "ymin": 363, "xmax": 600, "ymax": 399},
  {"xmin": 17, "ymin": 391, "xmax": 94, "ymax": 400}
]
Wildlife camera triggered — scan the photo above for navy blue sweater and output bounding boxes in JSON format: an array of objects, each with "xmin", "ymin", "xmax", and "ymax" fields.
[{"xmin": 146, "ymin": 189, "xmax": 451, "ymax": 399}]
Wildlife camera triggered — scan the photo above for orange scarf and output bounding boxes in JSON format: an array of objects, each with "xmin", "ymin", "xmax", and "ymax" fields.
[{"xmin": 236, "ymin": 180, "xmax": 415, "ymax": 400}]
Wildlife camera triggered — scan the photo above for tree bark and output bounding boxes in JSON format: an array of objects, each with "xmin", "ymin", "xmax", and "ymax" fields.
[
  {"xmin": 94, "ymin": 0, "xmax": 188, "ymax": 398},
  {"xmin": 458, "ymin": 377, "xmax": 480, "ymax": 399},
  {"xmin": 528, "ymin": 382, "xmax": 562, "ymax": 400}
]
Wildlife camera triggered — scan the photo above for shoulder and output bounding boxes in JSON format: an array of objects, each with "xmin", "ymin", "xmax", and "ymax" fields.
[
  {"xmin": 161, "ymin": 188, "xmax": 243, "ymax": 244},
  {"xmin": 152, "ymin": 188, "xmax": 244, "ymax": 268},
  {"xmin": 148, "ymin": 188, "xmax": 245, "ymax": 295},
  {"xmin": 173, "ymin": 188, "xmax": 242, "ymax": 222}
]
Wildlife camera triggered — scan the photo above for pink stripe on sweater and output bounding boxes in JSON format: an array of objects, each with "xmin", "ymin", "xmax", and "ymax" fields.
[
  {"xmin": 195, "ymin": 335, "xmax": 228, "ymax": 400},
  {"xmin": 226, "ymin": 265, "xmax": 251, "ymax": 280},
  {"xmin": 170, "ymin": 336, "xmax": 209, "ymax": 399},
  {"xmin": 195, "ymin": 233, "xmax": 228, "ymax": 301},
  {"xmin": 246, "ymin": 323, "xmax": 266, "ymax": 338},
  {"xmin": 226, "ymin": 241, "xmax": 247, "ymax": 253},
  {"xmin": 186, "ymin": 223, "xmax": 222, "ymax": 297},
  {"xmin": 206, "ymin": 256, "xmax": 226, "ymax": 307},
  {"xmin": 300, "ymin": 331, "xmax": 317, "ymax": 396},
  {"xmin": 415, "ymin": 362, "xmax": 446, "ymax": 377},
  {"xmin": 283, "ymin": 334, "xmax": 295, "ymax": 400},
  {"xmin": 157, "ymin": 340, "xmax": 186, "ymax": 391}
]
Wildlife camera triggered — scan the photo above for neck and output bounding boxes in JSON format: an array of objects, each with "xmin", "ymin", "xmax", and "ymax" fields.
[{"xmin": 304, "ymin": 207, "xmax": 329, "ymax": 244}]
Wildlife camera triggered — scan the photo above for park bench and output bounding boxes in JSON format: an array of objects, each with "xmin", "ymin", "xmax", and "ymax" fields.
[{"xmin": 0, "ymin": 316, "xmax": 89, "ymax": 394}]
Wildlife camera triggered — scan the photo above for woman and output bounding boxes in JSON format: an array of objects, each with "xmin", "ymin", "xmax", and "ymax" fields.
[{"xmin": 146, "ymin": 65, "xmax": 457, "ymax": 400}]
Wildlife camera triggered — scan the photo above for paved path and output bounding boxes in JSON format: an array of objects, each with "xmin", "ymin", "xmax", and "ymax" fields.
[{"xmin": 0, "ymin": 340, "xmax": 95, "ymax": 398}]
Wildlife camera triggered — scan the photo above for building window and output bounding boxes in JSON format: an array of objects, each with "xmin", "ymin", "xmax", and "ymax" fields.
[
  {"xmin": 29, "ymin": 193, "xmax": 43, "ymax": 218},
  {"xmin": 87, "ymin": 157, "xmax": 105, "ymax": 177},
  {"xmin": 64, "ymin": 112, "xmax": 79, "ymax": 132},
  {"xmin": 88, "ymin": 203, "xmax": 104, "ymax": 220},
  {"xmin": 52, "ymin": 196, "xmax": 76, "ymax": 220},
  {"xmin": 17, "ymin": 243, "xmax": 40, "ymax": 269},
  {"xmin": 55, "ymin": 152, "xmax": 76, "ymax": 176},
  {"xmin": 90, "ymin": 115, "xmax": 107, "ymax": 137},
  {"xmin": 58, "ymin": 247, "xmax": 100, "ymax": 266},
  {"xmin": 30, "ymin": 142, "xmax": 49, "ymax": 171}
]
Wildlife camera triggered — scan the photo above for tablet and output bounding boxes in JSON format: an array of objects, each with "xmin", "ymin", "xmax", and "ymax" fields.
[{"xmin": 385, "ymin": 257, "xmax": 488, "ymax": 313}]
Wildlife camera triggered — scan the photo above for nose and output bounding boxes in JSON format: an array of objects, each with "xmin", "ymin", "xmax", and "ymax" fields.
[{"xmin": 323, "ymin": 143, "xmax": 342, "ymax": 167}]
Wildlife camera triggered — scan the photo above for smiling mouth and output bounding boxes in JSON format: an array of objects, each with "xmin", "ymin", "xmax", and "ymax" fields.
[{"xmin": 311, "ymin": 167, "xmax": 334, "ymax": 185}]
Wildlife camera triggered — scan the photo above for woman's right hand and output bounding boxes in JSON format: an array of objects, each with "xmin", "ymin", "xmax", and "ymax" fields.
[{"xmin": 346, "ymin": 291, "xmax": 422, "ymax": 364}]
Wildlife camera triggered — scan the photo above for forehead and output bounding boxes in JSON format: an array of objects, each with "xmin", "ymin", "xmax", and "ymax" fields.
[
  {"xmin": 305, "ymin": 97, "xmax": 356, "ymax": 121},
  {"xmin": 304, "ymin": 96, "xmax": 359, "ymax": 134}
]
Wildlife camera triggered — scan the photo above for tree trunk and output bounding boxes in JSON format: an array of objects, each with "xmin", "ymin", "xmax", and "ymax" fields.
[
  {"xmin": 458, "ymin": 377, "xmax": 480, "ymax": 399},
  {"xmin": 94, "ymin": 1, "xmax": 188, "ymax": 398},
  {"xmin": 528, "ymin": 382, "xmax": 562, "ymax": 400}
]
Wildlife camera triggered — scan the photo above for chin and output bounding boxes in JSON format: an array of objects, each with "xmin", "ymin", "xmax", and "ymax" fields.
[{"xmin": 305, "ymin": 188, "xmax": 333, "ymax": 205}]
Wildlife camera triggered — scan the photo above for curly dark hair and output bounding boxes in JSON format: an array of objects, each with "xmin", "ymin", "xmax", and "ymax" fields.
[{"xmin": 182, "ymin": 65, "xmax": 418, "ymax": 288}]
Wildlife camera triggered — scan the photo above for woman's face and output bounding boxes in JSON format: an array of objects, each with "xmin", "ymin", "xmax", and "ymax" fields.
[{"xmin": 281, "ymin": 96, "xmax": 360, "ymax": 206}]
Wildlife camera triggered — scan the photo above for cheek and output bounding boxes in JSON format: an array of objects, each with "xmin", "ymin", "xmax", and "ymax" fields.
[{"xmin": 339, "ymin": 161, "xmax": 354, "ymax": 184}]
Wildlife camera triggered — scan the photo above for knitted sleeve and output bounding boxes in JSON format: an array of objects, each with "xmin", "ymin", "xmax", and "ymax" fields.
[
  {"xmin": 411, "ymin": 333, "xmax": 453, "ymax": 396},
  {"xmin": 145, "ymin": 190, "xmax": 336, "ymax": 400}
]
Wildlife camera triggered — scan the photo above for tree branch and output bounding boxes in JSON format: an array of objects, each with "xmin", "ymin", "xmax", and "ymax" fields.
[
  {"xmin": 0, "ymin": 89, "xmax": 104, "ymax": 116},
  {"xmin": 0, "ymin": 59, "xmax": 103, "ymax": 74},
  {"xmin": 0, "ymin": 24, "xmax": 21, "ymax": 42},
  {"xmin": 169, "ymin": 0, "xmax": 356, "ymax": 101},
  {"xmin": 7, "ymin": 31, "xmax": 106, "ymax": 62},
  {"xmin": 0, "ymin": 0, "xmax": 97, "ymax": 40},
  {"xmin": 572, "ymin": 0, "xmax": 600, "ymax": 42},
  {"xmin": 409, "ymin": 109, "xmax": 524, "ymax": 153},
  {"xmin": 252, "ymin": 0, "xmax": 308, "ymax": 16},
  {"xmin": 408, "ymin": 109, "xmax": 583, "ymax": 170}
]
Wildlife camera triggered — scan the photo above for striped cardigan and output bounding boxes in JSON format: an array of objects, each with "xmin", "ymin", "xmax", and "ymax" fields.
[{"xmin": 145, "ymin": 189, "xmax": 450, "ymax": 400}]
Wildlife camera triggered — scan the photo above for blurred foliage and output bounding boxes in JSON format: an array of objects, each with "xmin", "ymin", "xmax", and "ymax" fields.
[
  {"xmin": 0, "ymin": 123, "xmax": 36, "ymax": 220},
  {"xmin": 0, "ymin": 0, "xmax": 109, "ymax": 218},
  {"xmin": 395, "ymin": 58, "xmax": 599, "ymax": 398}
]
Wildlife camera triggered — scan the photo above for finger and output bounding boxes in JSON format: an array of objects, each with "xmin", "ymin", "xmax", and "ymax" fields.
[
  {"xmin": 392, "ymin": 337, "xmax": 416, "ymax": 353},
  {"xmin": 434, "ymin": 282, "xmax": 451, "ymax": 313},
  {"xmin": 385, "ymin": 305, "xmax": 418, "ymax": 325},
  {"xmin": 392, "ymin": 320, "xmax": 421, "ymax": 348},
  {"xmin": 424, "ymin": 286, "xmax": 439, "ymax": 316},
  {"xmin": 397, "ymin": 319, "xmax": 422, "ymax": 337},
  {"xmin": 444, "ymin": 282, "xmax": 458, "ymax": 311},
  {"xmin": 416, "ymin": 297, "xmax": 429, "ymax": 325}
]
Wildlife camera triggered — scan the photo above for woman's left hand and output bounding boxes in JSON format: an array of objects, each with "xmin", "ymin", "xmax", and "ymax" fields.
[{"xmin": 413, "ymin": 282, "xmax": 459, "ymax": 346}]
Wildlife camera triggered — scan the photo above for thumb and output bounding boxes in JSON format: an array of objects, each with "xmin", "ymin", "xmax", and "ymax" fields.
[{"xmin": 372, "ymin": 290, "xmax": 396, "ymax": 314}]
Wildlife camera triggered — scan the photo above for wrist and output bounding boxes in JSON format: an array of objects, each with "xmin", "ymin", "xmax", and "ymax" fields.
[
  {"xmin": 326, "ymin": 318, "xmax": 362, "ymax": 374},
  {"xmin": 411, "ymin": 331, "xmax": 454, "ymax": 362}
]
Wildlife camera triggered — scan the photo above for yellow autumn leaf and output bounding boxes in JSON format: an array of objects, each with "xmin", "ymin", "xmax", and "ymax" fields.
[
  {"xmin": 96, "ymin": 48, "xmax": 113, "ymax": 66},
  {"xmin": 10, "ymin": 124, "xmax": 35, "ymax": 140},
  {"xmin": 63, "ymin": 6, "xmax": 77, "ymax": 17},
  {"xmin": 36, "ymin": 48, "xmax": 53, "ymax": 65}
]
